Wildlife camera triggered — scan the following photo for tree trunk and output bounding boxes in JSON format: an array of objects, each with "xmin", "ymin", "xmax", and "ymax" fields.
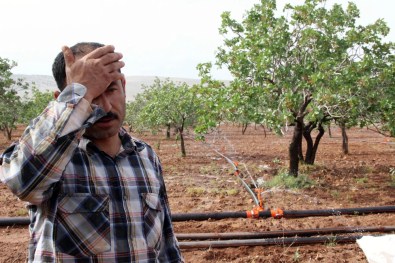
[
  {"xmin": 303, "ymin": 129, "xmax": 314, "ymax": 164},
  {"xmin": 261, "ymin": 124, "xmax": 267, "ymax": 138},
  {"xmin": 4, "ymin": 125, "xmax": 12, "ymax": 141},
  {"xmin": 310, "ymin": 123, "xmax": 325, "ymax": 164},
  {"xmin": 289, "ymin": 91, "xmax": 313, "ymax": 177},
  {"xmin": 340, "ymin": 123, "xmax": 349, "ymax": 154},
  {"xmin": 304, "ymin": 122, "xmax": 325, "ymax": 165},
  {"xmin": 303, "ymin": 122, "xmax": 315, "ymax": 164},
  {"xmin": 327, "ymin": 122, "xmax": 332, "ymax": 138},
  {"xmin": 179, "ymin": 119, "xmax": 186, "ymax": 157},
  {"xmin": 298, "ymin": 133, "xmax": 304, "ymax": 164},
  {"xmin": 289, "ymin": 120, "xmax": 303, "ymax": 177},
  {"xmin": 242, "ymin": 123, "xmax": 248, "ymax": 135},
  {"xmin": 166, "ymin": 124, "xmax": 171, "ymax": 139},
  {"xmin": 179, "ymin": 130, "xmax": 186, "ymax": 157}
]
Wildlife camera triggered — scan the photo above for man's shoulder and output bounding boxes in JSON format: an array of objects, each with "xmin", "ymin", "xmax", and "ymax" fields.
[
  {"xmin": 131, "ymin": 136, "xmax": 149, "ymax": 149},
  {"xmin": 133, "ymin": 137, "xmax": 157, "ymax": 155},
  {"xmin": 120, "ymin": 129, "xmax": 154, "ymax": 153}
]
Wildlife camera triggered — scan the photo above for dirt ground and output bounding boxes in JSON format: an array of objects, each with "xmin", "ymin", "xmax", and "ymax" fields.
[{"xmin": 0, "ymin": 124, "xmax": 394, "ymax": 262}]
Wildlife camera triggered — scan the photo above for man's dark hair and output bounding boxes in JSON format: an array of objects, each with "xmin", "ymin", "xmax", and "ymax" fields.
[{"xmin": 52, "ymin": 42, "xmax": 104, "ymax": 91}]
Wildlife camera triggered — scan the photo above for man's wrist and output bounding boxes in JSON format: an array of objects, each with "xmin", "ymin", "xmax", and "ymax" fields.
[{"xmin": 57, "ymin": 83, "xmax": 88, "ymax": 104}]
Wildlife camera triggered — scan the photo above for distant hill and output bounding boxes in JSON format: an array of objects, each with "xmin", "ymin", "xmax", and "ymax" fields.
[{"xmin": 12, "ymin": 74, "xmax": 203, "ymax": 101}]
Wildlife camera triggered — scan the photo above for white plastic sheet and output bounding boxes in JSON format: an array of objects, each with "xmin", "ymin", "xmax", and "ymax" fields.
[{"xmin": 357, "ymin": 235, "xmax": 395, "ymax": 263}]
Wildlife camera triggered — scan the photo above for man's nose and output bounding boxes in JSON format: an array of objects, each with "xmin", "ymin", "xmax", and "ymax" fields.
[{"xmin": 94, "ymin": 94, "xmax": 112, "ymax": 112}]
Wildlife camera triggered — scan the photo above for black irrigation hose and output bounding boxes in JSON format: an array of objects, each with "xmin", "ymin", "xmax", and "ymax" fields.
[
  {"xmin": 176, "ymin": 226, "xmax": 395, "ymax": 240},
  {"xmin": 1, "ymin": 205, "xmax": 394, "ymax": 226},
  {"xmin": 178, "ymin": 234, "xmax": 371, "ymax": 249},
  {"xmin": 0, "ymin": 217, "xmax": 30, "ymax": 226},
  {"xmin": 282, "ymin": 205, "xmax": 395, "ymax": 218},
  {"xmin": 173, "ymin": 211, "xmax": 248, "ymax": 221},
  {"xmin": 171, "ymin": 205, "xmax": 395, "ymax": 221}
]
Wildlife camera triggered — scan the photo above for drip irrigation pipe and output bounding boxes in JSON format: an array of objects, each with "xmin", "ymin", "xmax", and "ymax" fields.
[
  {"xmin": 176, "ymin": 225, "xmax": 395, "ymax": 240},
  {"xmin": 1, "ymin": 205, "xmax": 394, "ymax": 226},
  {"xmin": 0, "ymin": 217, "xmax": 30, "ymax": 226},
  {"xmin": 171, "ymin": 205, "xmax": 395, "ymax": 221},
  {"xmin": 178, "ymin": 234, "xmax": 374, "ymax": 249}
]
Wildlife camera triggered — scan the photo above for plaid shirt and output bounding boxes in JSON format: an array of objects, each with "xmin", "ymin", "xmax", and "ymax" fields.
[{"xmin": 0, "ymin": 84, "xmax": 183, "ymax": 263}]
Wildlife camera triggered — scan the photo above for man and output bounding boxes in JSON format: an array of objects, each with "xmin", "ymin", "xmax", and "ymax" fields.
[{"xmin": 0, "ymin": 42, "xmax": 183, "ymax": 262}]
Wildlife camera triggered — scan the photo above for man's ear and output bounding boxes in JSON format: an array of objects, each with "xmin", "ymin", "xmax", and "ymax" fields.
[{"xmin": 54, "ymin": 90, "xmax": 60, "ymax": 99}]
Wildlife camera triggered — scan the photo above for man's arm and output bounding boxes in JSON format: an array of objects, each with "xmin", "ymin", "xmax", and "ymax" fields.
[
  {"xmin": 0, "ymin": 45, "xmax": 124, "ymax": 204},
  {"xmin": 0, "ymin": 85, "xmax": 94, "ymax": 204}
]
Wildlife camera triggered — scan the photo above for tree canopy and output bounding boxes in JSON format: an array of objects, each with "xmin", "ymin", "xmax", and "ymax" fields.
[
  {"xmin": 126, "ymin": 78, "xmax": 200, "ymax": 157},
  {"xmin": 0, "ymin": 57, "xmax": 30, "ymax": 140},
  {"xmin": 197, "ymin": 0, "xmax": 395, "ymax": 176}
]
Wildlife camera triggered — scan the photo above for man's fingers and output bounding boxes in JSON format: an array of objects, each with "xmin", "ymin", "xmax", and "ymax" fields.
[
  {"xmin": 62, "ymin": 46, "xmax": 75, "ymax": 67},
  {"xmin": 84, "ymin": 45, "xmax": 115, "ymax": 59},
  {"xmin": 62, "ymin": 44, "xmax": 125, "ymax": 99},
  {"xmin": 106, "ymin": 60, "xmax": 125, "ymax": 73},
  {"xmin": 109, "ymin": 72, "xmax": 125, "ymax": 81},
  {"xmin": 100, "ymin": 52, "xmax": 123, "ymax": 66}
]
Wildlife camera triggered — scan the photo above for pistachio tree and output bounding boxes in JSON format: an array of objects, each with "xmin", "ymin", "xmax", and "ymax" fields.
[
  {"xmin": 0, "ymin": 57, "xmax": 29, "ymax": 140},
  {"xmin": 125, "ymin": 92, "xmax": 148, "ymax": 132},
  {"xmin": 200, "ymin": 0, "xmax": 395, "ymax": 176},
  {"xmin": 21, "ymin": 87, "xmax": 53, "ymax": 124},
  {"xmin": 132, "ymin": 78, "xmax": 200, "ymax": 157}
]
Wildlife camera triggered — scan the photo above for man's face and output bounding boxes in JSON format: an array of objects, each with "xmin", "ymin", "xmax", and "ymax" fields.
[{"xmin": 84, "ymin": 78, "xmax": 126, "ymax": 140}]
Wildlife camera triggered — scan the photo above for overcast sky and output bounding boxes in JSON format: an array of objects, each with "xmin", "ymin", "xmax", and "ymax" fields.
[{"xmin": 1, "ymin": 0, "xmax": 395, "ymax": 79}]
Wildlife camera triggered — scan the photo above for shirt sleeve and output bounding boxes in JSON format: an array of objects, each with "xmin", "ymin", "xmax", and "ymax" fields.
[{"xmin": 0, "ymin": 83, "xmax": 105, "ymax": 204}]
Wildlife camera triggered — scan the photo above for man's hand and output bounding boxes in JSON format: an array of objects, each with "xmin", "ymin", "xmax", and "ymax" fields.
[{"xmin": 62, "ymin": 45, "xmax": 125, "ymax": 103}]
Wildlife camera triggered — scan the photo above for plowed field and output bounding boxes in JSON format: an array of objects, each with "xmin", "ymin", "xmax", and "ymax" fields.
[{"xmin": 1, "ymin": 124, "xmax": 394, "ymax": 262}]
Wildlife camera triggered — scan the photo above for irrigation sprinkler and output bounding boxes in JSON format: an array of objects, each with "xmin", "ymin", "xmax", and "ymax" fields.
[{"xmin": 210, "ymin": 148, "xmax": 261, "ymax": 208}]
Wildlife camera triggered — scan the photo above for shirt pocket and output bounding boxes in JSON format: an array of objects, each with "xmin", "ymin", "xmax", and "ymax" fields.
[
  {"xmin": 54, "ymin": 193, "xmax": 111, "ymax": 257},
  {"xmin": 141, "ymin": 193, "xmax": 164, "ymax": 249}
]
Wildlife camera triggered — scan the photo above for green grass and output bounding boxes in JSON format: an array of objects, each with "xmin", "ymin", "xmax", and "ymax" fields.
[
  {"xmin": 298, "ymin": 163, "xmax": 326, "ymax": 173},
  {"xmin": 325, "ymin": 235, "xmax": 338, "ymax": 247},
  {"xmin": 225, "ymin": 189, "xmax": 239, "ymax": 196},
  {"xmin": 293, "ymin": 248, "xmax": 301, "ymax": 262},
  {"xmin": 272, "ymin": 157, "xmax": 282, "ymax": 164},
  {"xmin": 390, "ymin": 168, "xmax": 395, "ymax": 187},
  {"xmin": 186, "ymin": 187, "xmax": 206, "ymax": 196},
  {"xmin": 330, "ymin": 190, "xmax": 340, "ymax": 199},
  {"xmin": 391, "ymin": 176, "xmax": 395, "ymax": 187},
  {"xmin": 207, "ymin": 188, "xmax": 240, "ymax": 197},
  {"xmin": 264, "ymin": 169, "xmax": 315, "ymax": 189},
  {"xmin": 355, "ymin": 176, "xmax": 369, "ymax": 184},
  {"xmin": 199, "ymin": 162, "xmax": 222, "ymax": 175},
  {"xmin": 14, "ymin": 208, "xmax": 28, "ymax": 217}
]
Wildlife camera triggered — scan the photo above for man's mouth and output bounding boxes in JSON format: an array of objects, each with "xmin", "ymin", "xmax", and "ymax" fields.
[
  {"xmin": 97, "ymin": 117, "xmax": 114, "ymax": 123},
  {"xmin": 97, "ymin": 112, "xmax": 117, "ymax": 123}
]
